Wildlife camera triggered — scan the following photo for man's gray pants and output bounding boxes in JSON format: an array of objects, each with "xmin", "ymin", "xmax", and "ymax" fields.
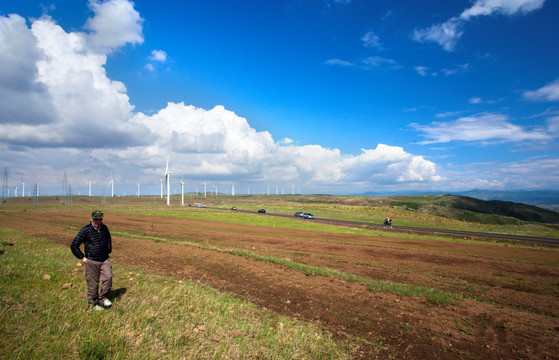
[{"xmin": 85, "ymin": 258, "xmax": 112, "ymax": 305}]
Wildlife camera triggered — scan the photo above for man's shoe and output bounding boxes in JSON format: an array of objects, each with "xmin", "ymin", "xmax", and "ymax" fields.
[{"xmin": 99, "ymin": 298, "xmax": 112, "ymax": 308}]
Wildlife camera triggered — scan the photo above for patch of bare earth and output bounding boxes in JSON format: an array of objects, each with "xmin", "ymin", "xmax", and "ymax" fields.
[{"xmin": 1, "ymin": 211, "xmax": 558, "ymax": 359}]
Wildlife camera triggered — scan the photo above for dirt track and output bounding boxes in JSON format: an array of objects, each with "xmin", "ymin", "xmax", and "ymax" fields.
[{"xmin": 1, "ymin": 210, "xmax": 558, "ymax": 359}]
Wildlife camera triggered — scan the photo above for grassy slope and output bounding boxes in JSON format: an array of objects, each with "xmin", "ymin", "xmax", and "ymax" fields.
[
  {"xmin": 0, "ymin": 227, "xmax": 353, "ymax": 360},
  {"xmin": 211, "ymin": 194, "xmax": 559, "ymax": 238},
  {"xmin": 7, "ymin": 193, "xmax": 558, "ymax": 238},
  {"xmin": 1, "ymin": 196, "xmax": 558, "ymax": 359},
  {"xmin": 388, "ymin": 194, "xmax": 559, "ymax": 224}
]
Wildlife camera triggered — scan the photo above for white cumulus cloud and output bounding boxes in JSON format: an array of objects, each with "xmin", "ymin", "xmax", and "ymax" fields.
[
  {"xmin": 149, "ymin": 49, "xmax": 167, "ymax": 62},
  {"xmin": 0, "ymin": 0, "xmax": 442, "ymax": 194},
  {"xmin": 0, "ymin": 14, "xmax": 57, "ymax": 127},
  {"xmin": 0, "ymin": 2, "xmax": 149, "ymax": 148},
  {"xmin": 342, "ymin": 144, "xmax": 440, "ymax": 184},
  {"xmin": 85, "ymin": 0, "xmax": 144, "ymax": 52}
]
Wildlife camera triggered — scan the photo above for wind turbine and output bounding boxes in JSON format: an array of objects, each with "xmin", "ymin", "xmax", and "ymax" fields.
[
  {"xmin": 106, "ymin": 176, "xmax": 114, "ymax": 197},
  {"xmin": 180, "ymin": 178, "xmax": 185, "ymax": 206},
  {"xmin": 232, "ymin": 184, "xmax": 235, "ymax": 197},
  {"xmin": 1, "ymin": 167, "xmax": 7, "ymax": 199},
  {"xmin": 165, "ymin": 156, "xmax": 171, "ymax": 205},
  {"xmin": 21, "ymin": 179, "xmax": 24, "ymax": 197},
  {"xmin": 137, "ymin": 182, "xmax": 140, "ymax": 197},
  {"xmin": 204, "ymin": 182, "xmax": 207, "ymax": 197},
  {"xmin": 88, "ymin": 179, "xmax": 92, "ymax": 196}
]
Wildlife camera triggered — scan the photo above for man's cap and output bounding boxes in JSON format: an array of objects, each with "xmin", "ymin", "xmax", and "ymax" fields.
[{"xmin": 91, "ymin": 210, "xmax": 104, "ymax": 219}]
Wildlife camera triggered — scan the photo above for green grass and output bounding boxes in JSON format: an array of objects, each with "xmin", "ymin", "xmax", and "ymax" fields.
[
  {"xmin": 2, "ymin": 196, "xmax": 558, "ymax": 359},
  {"xmin": 0, "ymin": 227, "xmax": 354, "ymax": 359},
  {"xmin": 5, "ymin": 194, "xmax": 559, "ymax": 239},
  {"xmin": 108, "ymin": 209, "xmax": 559, "ymax": 256}
]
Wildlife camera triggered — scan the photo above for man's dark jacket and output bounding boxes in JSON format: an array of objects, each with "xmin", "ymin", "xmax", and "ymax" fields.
[{"xmin": 71, "ymin": 223, "xmax": 112, "ymax": 262}]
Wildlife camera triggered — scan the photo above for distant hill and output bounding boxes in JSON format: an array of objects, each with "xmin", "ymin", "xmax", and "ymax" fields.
[
  {"xmin": 386, "ymin": 194, "xmax": 559, "ymax": 224},
  {"xmin": 459, "ymin": 190, "xmax": 559, "ymax": 207},
  {"xmin": 317, "ymin": 192, "xmax": 559, "ymax": 224},
  {"xmin": 356, "ymin": 190, "xmax": 559, "ymax": 208}
]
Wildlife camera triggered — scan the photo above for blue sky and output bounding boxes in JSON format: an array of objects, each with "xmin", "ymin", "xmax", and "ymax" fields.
[{"xmin": 1, "ymin": 0, "xmax": 558, "ymax": 196}]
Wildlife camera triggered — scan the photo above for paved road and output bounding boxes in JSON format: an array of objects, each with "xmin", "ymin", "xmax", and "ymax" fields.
[{"xmin": 223, "ymin": 207, "xmax": 559, "ymax": 246}]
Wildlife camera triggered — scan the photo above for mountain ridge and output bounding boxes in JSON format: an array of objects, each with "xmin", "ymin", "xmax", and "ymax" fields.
[{"xmin": 355, "ymin": 189, "xmax": 559, "ymax": 207}]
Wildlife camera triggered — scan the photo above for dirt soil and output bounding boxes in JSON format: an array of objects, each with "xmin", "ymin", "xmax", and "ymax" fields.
[{"xmin": 1, "ymin": 210, "xmax": 558, "ymax": 359}]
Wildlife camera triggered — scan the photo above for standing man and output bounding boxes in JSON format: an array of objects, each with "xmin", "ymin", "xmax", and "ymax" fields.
[{"xmin": 71, "ymin": 210, "xmax": 113, "ymax": 310}]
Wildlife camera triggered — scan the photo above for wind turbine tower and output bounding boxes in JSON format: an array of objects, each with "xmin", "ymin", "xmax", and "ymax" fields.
[
  {"xmin": 1, "ymin": 167, "xmax": 7, "ymax": 200},
  {"xmin": 165, "ymin": 157, "xmax": 171, "ymax": 206},
  {"xmin": 137, "ymin": 182, "xmax": 140, "ymax": 197},
  {"xmin": 232, "ymin": 184, "xmax": 235, "ymax": 196},
  {"xmin": 106, "ymin": 177, "xmax": 114, "ymax": 197},
  {"xmin": 204, "ymin": 182, "xmax": 207, "ymax": 197},
  {"xmin": 160, "ymin": 179, "xmax": 163, "ymax": 198},
  {"xmin": 21, "ymin": 180, "xmax": 25, "ymax": 197},
  {"xmin": 33, "ymin": 184, "xmax": 39, "ymax": 204},
  {"xmin": 180, "ymin": 179, "xmax": 185, "ymax": 206},
  {"xmin": 88, "ymin": 179, "xmax": 92, "ymax": 196}
]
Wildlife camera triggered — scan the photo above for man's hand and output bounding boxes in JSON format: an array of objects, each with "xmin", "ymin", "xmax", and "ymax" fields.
[{"xmin": 82, "ymin": 257, "xmax": 87, "ymax": 263}]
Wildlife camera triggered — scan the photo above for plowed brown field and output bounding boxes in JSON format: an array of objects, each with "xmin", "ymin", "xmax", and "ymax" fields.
[{"xmin": 1, "ymin": 209, "xmax": 558, "ymax": 359}]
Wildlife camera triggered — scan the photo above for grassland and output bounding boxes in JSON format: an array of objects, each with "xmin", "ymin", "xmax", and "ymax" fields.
[
  {"xmin": 1, "ymin": 194, "xmax": 558, "ymax": 359},
  {"xmin": 26, "ymin": 193, "xmax": 558, "ymax": 238},
  {"xmin": 0, "ymin": 227, "xmax": 353, "ymax": 359}
]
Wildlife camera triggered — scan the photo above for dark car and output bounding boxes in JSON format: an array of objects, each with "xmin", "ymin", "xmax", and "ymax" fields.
[
  {"xmin": 258, "ymin": 209, "xmax": 266, "ymax": 213},
  {"xmin": 231, "ymin": 206, "xmax": 237, "ymax": 210},
  {"xmin": 301, "ymin": 213, "xmax": 314, "ymax": 219},
  {"xmin": 294, "ymin": 211, "xmax": 303, "ymax": 217}
]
